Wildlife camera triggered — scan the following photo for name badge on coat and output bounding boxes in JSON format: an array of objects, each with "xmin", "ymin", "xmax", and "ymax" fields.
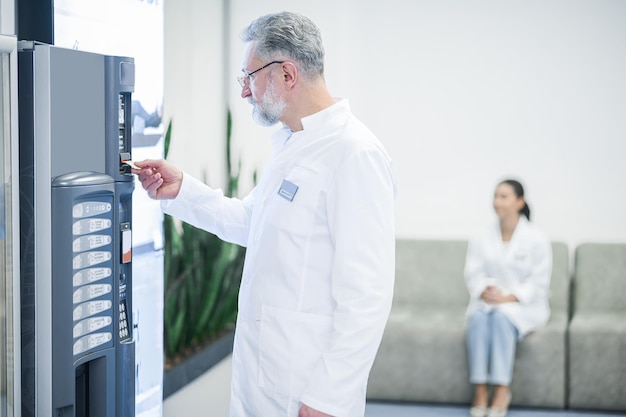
[{"xmin": 278, "ymin": 179, "xmax": 299, "ymax": 202}]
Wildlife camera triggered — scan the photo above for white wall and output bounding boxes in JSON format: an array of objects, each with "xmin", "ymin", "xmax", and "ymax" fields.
[
  {"xmin": 166, "ymin": 0, "xmax": 626, "ymax": 246},
  {"xmin": 163, "ymin": 0, "xmax": 228, "ymax": 186}
]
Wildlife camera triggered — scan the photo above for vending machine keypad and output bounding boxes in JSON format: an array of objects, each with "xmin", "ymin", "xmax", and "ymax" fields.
[
  {"xmin": 118, "ymin": 221, "xmax": 132, "ymax": 341},
  {"xmin": 119, "ymin": 300, "xmax": 130, "ymax": 340}
]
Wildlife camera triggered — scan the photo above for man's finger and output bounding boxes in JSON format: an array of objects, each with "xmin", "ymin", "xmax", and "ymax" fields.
[{"xmin": 146, "ymin": 178, "xmax": 164, "ymax": 199}]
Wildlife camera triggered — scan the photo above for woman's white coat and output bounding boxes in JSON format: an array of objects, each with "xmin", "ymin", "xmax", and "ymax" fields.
[{"xmin": 464, "ymin": 217, "xmax": 552, "ymax": 338}]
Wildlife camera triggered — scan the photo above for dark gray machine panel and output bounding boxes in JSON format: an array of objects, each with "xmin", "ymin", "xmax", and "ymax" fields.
[{"xmin": 49, "ymin": 47, "xmax": 106, "ymax": 178}]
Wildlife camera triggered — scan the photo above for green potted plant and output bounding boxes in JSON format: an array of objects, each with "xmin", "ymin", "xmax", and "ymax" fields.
[{"xmin": 162, "ymin": 111, "xmax": 247, "ymax": 374}]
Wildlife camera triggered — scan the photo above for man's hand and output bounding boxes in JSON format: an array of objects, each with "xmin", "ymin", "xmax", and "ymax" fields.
[
  {"xmin": 132, "ymin": 159, "xmax": 183, "ymax": 200},
  {"xmin": 299, "ymin": 403, "xmax": 332, "ymax": 417}
]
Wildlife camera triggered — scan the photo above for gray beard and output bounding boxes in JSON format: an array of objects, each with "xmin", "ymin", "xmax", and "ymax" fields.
[{"xmin": 249, "ymin": 79, "xmax": 286, "ymax": 127}]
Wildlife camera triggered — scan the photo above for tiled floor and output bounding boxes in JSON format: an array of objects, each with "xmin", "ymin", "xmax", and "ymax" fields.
[{"xmin": 365, "ymin": 402, "xmax": 626, "ymax": 417}]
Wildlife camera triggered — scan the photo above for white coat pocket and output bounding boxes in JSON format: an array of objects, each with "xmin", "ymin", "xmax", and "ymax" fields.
[{"xmin": 258, "ymin": 304, "xmax": 332, "ymax": 397}]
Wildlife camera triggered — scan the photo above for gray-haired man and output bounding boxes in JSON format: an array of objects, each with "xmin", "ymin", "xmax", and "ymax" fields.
[{"xmin": 135, "ymin": 12, "xmax": 396, "ymax": 417}]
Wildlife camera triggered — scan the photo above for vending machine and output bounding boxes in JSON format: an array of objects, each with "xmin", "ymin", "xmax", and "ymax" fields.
[{"xmin": 19, "ymin": 42, "xmax": 136, "ymax": 417}]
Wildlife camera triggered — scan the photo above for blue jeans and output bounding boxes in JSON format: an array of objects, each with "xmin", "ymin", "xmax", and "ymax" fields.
[{"xmin": 467, "ymin": 309, "xmax": 518, "ymax": 385}]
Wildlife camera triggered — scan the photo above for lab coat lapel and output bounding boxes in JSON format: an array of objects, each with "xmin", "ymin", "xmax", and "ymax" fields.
[{"xmin": 496, "ymin": 217, "xmax": 528, "ymax": 290}]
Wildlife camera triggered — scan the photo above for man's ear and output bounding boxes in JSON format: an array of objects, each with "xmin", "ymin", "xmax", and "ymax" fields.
[{"xmin": 281, "ymin": 62, "xmax": 298, "ymax": 90}]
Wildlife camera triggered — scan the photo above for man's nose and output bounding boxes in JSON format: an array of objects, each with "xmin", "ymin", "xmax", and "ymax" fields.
[{"xmin": 241, "ymin": 84, "xmax": 251, "ymax": 99}]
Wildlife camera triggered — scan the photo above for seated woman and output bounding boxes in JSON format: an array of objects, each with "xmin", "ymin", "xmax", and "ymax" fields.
[{"xmin": 464, "ymin": 179, "xmax": 552, "ymax": 417}]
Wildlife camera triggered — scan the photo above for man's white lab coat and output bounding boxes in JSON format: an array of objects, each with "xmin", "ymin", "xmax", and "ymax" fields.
[
  {"xmin": 464, "ymin": 217, "xmax": 552, "ymax": 338},
  {"xmin": 163, "ymin": 99, "xmax": 397, "ymax": 417}
]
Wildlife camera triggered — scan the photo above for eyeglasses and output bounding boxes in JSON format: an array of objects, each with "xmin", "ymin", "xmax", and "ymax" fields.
[{"xmin": 237, "ymin": 60, "xmax": 285, "ymax": 88}]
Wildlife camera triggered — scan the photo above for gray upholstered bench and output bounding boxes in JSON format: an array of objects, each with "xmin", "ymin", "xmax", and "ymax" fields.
[
  {"xmin": 367, "ymin": 239, "xmax": 569, "ymax": 408},
  {"xmin": 568, "ymin": 243, "xmax": 626, "ymax": 411}
]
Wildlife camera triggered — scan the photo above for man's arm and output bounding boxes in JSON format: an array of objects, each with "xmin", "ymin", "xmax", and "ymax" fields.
[{"xmin": 134, "ymin": 158, "xmax": 254, "ymax": 247}]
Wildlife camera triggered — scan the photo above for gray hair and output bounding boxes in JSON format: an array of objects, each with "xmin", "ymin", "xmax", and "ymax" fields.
[{"xmin": 241, "ymin": 11, "xmax": 325, "ymax": 80}]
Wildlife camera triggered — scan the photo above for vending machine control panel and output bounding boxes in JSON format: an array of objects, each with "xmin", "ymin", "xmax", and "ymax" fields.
[
  {"xmin": 119, "ymin": 221, "xmax": 132, "ymax": 341},
  {"xmin": 71, "ymin": 197, "xmax": 115, "ymax": 357}
]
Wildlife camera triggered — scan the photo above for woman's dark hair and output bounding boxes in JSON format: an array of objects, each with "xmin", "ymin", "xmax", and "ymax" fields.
[{"xmin": 499, "ymin": 179, "xmax": 531, "ymax": 221}]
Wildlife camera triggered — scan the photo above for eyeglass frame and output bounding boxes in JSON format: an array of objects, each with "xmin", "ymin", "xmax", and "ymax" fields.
[{"xmin": 237, "ymin": 60, "xmax": 286, "ymax": 88}]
